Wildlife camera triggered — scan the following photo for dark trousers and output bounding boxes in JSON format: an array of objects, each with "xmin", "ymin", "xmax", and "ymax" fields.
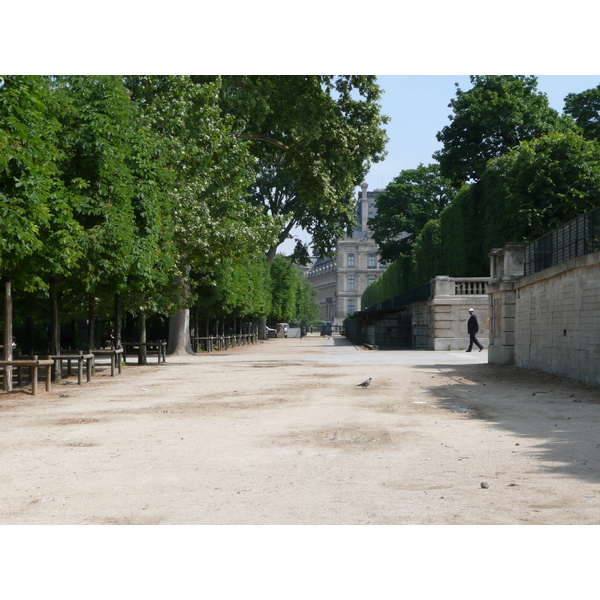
[{"xmin": 468, "ymin": 333, "xmax": 483, "ymax": 351}]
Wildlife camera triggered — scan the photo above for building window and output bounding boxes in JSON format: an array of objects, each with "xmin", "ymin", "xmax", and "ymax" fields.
[
  {"xmin": 368, "ymin": 274, "xmax": 376, "ymax": 285},
  {"xmin": 347, "ymin": 275, "xmax": 354, "ymax": 291},
  {"xmin": 347, "ymin": 253, "xmax": 355, "ymax": 268},
  {"xmin": 368, "ymin": 253, "xmax": 376, "ymax": 268},
  {"xmin": 347, "ymin": 299, "xmax": 355, "ymax": 316}
]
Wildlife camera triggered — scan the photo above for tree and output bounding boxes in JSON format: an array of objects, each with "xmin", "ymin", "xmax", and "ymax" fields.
[
  {"xmin": 215, "ymin": 76, "xmax": 390, "ymax": 264},
  {"xmin": 295, "ymin": 275, "xmax": 319, "ymax": 327},
  {"xmin": 125, "ymin": 76, "xmax": 280, "ymax": 354},
  {"xmin": 54, "ymin": 75, "xmax": 144, "ymax": 351},
  {"xmin": 0, "ymin": 76, "xmax": 64, "ymax": 286},
  {"xmin": 111, "ymin": 112, "xmax": 180, "ymax": 356},
  {"xmin": 481, "ymin": 130, "xmax": 600, "ymax": 249},
  {"xmin": 434, "ymin": 76, "xmax": 568, "ymax": 186},
  {"xmin": 268, "ymin": 255, "xmax": 318, "ymax": 326},
  {"xmin": 269, "ymin": 255, "xmax": 298, "ymax": 324},
  {"xmin": 564, "ymin": 83, "xmax": 600, "ymax": 142},
  {"xmin": 0, "ymin": 76, "xmax": 67, "ymax": 383},
  {"xmin": 198, "ymin": 253, "xmax": 272, "ymax": 322},
  {"xmin": 368, "ymin": 163, "xmax": 456, "ymax": 263}
]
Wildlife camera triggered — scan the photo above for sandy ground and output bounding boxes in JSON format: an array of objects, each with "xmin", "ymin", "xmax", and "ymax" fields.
[{"xmin": 1, "ymin": 333, "xmax": 599, "ymax": 525}]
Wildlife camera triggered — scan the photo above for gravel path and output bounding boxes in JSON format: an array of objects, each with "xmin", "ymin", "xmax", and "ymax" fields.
[{"xmin": 1, "ymin": 334, "xmax": 599, "ymax": 525}]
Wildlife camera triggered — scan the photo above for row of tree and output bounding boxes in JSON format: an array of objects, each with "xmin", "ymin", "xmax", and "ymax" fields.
[
  {"xmin": 1, "ymin": 75, "xmax": 389, "ymax": 355},
  {"xmin": 363, "ymin": 76, "xmax": 600, "ymax": 308}
]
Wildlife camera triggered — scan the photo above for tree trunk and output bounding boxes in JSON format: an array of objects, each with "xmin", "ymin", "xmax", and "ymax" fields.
[
  {"xmin": 49, "ymin": 275, "xmax": 60, "ymax": 356},
  {"xmin": 3, "ymin": 281, "xmax": 13, "ymax": 391},
  {"xmin": 87, "ymin": 292, "xmax": 96, "ymax": 351},
  {"xmin": 114, "ymin": 294, "xmax": 122, "ymax": 349},
  {"xmin": 138, "ymin": 312, "xmax": 147, "ymax": 365},
  {"xmin": 168, "ymin": 308, "xmax": 193, "ymax": 355},
  {"xmin": 167, "ymin": 273, "xmax": 194, "ymax": 355}
]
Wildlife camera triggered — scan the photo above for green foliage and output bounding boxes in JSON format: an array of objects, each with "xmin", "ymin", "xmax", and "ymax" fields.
[
  {"xmin": 434, "ymin": 76, "xmax": 569, "ymax": 186},
  {"xmin": 216, "ymin": 76, "xmax": 390, "ymax": 263},
  {"xmin": 192, "ymin": 253, "xmax": 274, "ymax": 324},
  {"xmin": 564, "ymin": 83, "xmax": 600, "ymax": 142},
  {"xmin": 54, "ymin": 76, "xmax": 141, "ymax": 294},
  {"xmin": 410, "ymin": 219, "xmax": 442, "ymax": 287},
  {"xmin": 437, "ymin": 185, "xmax": 487, "ymax": 277},
  {"xmin": 267, "ymin": 255, "xmax": 319, "ymax": 324},
  {"xmin": 0, "ymin": 76, "xmax": 64, "ymax": 285},
  {"xmin": 221, "ymin": 254, "xmax": 272, "ymax": 318},
  {"xmin": 369, "ymin": 163, "xmax": 456, "ymax": 263},
  {"xmin": 295, "ymin": 275, "xmax": 319, "ymax": 326},
  {"xmin": 362, "ymin": 78, "xmax": 600, "ymax": 312},
  {"xmin": 361, "ymin": 256, "xmax": 410, "ymax": 309},
  {"xmin": 269, "ymin": 254, "xmax": 299, "ymax": 323},
  {"xmin": 0, "ymin": 74, "xmax": 390, "ymax": 350},
  {"xmin": 126, "ymin": 75, "xmax": 280, "ymax": 272},
  {"xmin": 481, "ymin": 131, "xmax": 600, "ymax": 250}
]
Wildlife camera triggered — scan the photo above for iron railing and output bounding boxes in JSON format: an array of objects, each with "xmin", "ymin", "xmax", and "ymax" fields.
[{"xmin": 524, "ymin": 206, "xmax": 600, "ymax": 276}]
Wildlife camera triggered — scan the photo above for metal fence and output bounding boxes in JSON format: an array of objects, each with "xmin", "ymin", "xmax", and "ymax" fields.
[{"xmin": 524, "ymin": 206, "xmax": 600, "ymax": 276}]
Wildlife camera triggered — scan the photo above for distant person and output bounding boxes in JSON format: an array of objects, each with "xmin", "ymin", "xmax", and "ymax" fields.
[
  {"xmin": 105, "ymin": 329, "xmax": 115, "ymax": 348},
  {"xmin": 0, "ymin": 337, "xmax": 17, "ymax": 350},
  {"xmin": 466, "ymin": 308, "xmax": 483, "ymax": 352}
]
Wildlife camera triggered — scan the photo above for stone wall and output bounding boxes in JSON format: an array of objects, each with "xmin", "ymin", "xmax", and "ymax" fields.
[
  {"xmin": 514, "ymin": 251, "xmax": 600, "ymax": 386},
  {"xmin": 346, "ymin": 276, "xmax": 490, "ymax": 350},
  {"xmin": 487, "ymin": 243, "xmax": 527, "ymax": 365},
  {"xmin": 428, "ymin": 277, "xmax": 490, "ymax": 351},
  {"xmin": 410, "ymin": 301, "xmax": 430, "ymax": 349},
  {"xmin": 488, "ymin": 243, "xmax": 600, "ymax": 387}
]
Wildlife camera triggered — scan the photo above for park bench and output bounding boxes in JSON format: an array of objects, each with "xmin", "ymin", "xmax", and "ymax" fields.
[
  {"xmin": 122, "ymin": 341, "xmax": 167, "ymax": 364},
  {"xmin": 0, "ymin": 356, "xmax": 54, "ymax": 396}
]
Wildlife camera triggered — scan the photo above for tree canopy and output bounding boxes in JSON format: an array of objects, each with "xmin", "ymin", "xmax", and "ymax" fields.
[
  {"xmin": 564, "ymin": 84, "xmax": 600, "ymax": 142},
  {"xmin": 368, "ymin": 163, "xmax": 456, "ymax": 263},
  {"xmin": 434, "ymin": 76, "xmax": 569, "ymax": 186},
  {"xmin": 214, "ymin": 76, "xmax": 390, "ymax": 263},
  {"xmin": 0, "ymin": 76, "xmax": 65, "ymax": 287},
  {"xmin": 364, "ymin": 76, "xmax": 600, "ymax": 309},
  {"xmin": 1, "ymin": 75, "xmax": 343, "ymax": 354},
  {"xmin": 269, "ymin": 255, "xmax": 318, "ymax": 326},
  {"xmin": 481, "ymin": 130, "xmax": 600, "ymax": 249}
]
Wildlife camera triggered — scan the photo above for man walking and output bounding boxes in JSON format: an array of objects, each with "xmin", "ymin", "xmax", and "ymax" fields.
[{"xmin": 466, "ymin": 308, "xmax": 484, "ymax": 352}]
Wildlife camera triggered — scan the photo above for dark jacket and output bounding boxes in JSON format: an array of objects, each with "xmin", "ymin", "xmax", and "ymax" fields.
[{"xmin": 468, "ymin": 314, "xmax": 479, "ymax": 334}]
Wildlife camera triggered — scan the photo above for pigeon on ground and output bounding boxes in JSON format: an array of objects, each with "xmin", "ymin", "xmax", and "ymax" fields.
[{"xmin": 356, "ymin": 378, "xmax": 372, "ymax": 388}]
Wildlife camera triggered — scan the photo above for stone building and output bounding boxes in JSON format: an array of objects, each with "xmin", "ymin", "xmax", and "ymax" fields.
[{"xmin": 306, "ymin": 183, "xmax": 387, "ymax": 324}]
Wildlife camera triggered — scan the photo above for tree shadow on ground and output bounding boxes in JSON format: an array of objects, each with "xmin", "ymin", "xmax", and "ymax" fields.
[{"xmin": 411, "ymin": 361, "xmax": 600, "ymax": 484}]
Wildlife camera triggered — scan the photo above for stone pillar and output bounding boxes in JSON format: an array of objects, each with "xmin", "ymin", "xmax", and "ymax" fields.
[
  {"xmin": 360, "ymin": 182, "xmax": 369, "ymax": 233},
  {"xmin": 487, "ymin": 243, "xmax": 527, "ymax": 365},
  {"xmin": 431, "ymin": 276, "xmax": 453, "ymax": 297}
]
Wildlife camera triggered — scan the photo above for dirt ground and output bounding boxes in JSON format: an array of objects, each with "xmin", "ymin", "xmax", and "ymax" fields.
[{"xmin": 1, "ymin": 333, "xmax": 599, "ymax": 525}]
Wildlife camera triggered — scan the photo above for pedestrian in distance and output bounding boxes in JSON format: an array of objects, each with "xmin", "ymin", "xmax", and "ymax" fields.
[{"xmin": 466, "ymin": 308, "xmax": 484, "ymax": 352}]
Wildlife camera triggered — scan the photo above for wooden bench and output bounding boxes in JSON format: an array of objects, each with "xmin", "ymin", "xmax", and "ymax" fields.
[
  {"xmin": 122, "ymin": 341, "xmax": 167, "ymax": 364},
  {"xmin": 92, "ymin": 348, "xmax": 124, "ymax": 377},
  {"xmin": 48, "ymin": 352, "xmax": 94, "ymax": 385},
  {"xmin": 0, "ymin": 356, "xmax": 54, "ymax": 395}
]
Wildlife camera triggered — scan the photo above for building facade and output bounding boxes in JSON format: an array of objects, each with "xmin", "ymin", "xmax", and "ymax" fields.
[{"xmin": 306, "ymin": 183, "xmax": 387, "ymax": 324}]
